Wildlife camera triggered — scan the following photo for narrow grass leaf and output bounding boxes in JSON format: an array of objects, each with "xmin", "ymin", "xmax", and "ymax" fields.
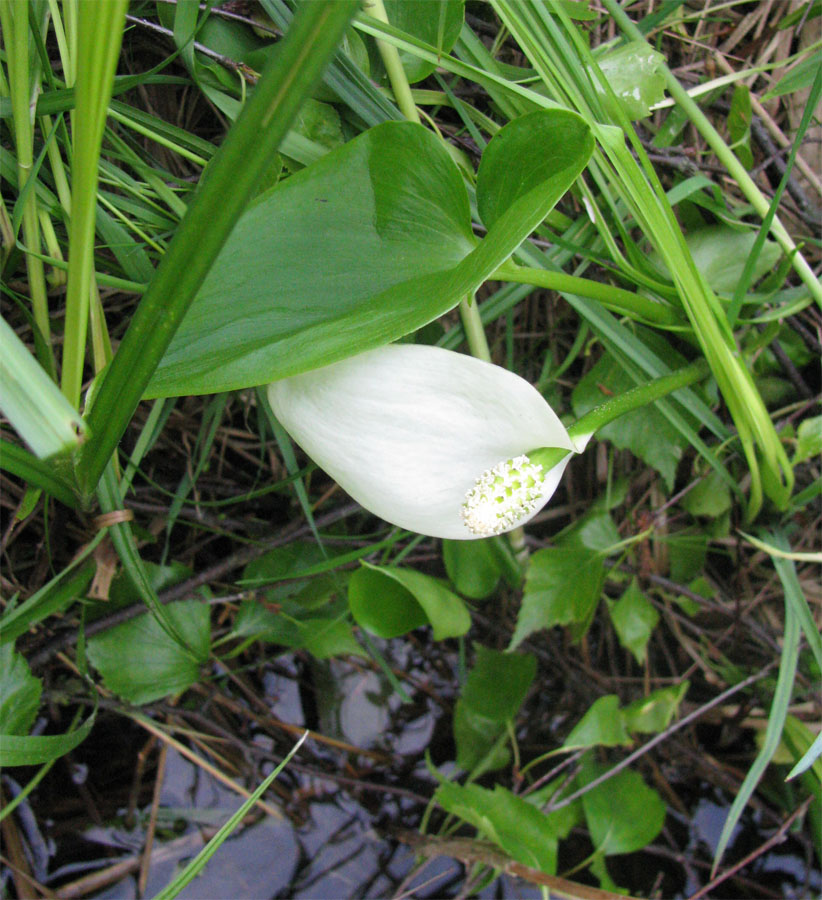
[
  {"xmin": 61, "ymin": 0, "xmax": 129, "ymax": 406},
  {"xmin": 78, "ymin": 0, "xmax": 360, "ymax": 495},
  {"xmin": 712, "ymin": 566, "xmax": 801, "ymax": 872},
  {"xmin": 151, "ymin": 732, "xmax": 308, "ymax": 900}
]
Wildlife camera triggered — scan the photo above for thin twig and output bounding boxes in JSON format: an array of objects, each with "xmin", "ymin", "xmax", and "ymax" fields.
[
  {"xmin": 545, "ymin": 664, "xmax": 776, "ymax": 812},
  {"xmin": 686, "ymin": 797, "xmax": 813, "ymax": 900}
]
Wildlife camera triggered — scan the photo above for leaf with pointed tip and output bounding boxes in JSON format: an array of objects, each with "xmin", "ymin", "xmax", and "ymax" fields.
[{"xmin": 148, "ymin": 111, "xmax": 593, "ymax": 397}]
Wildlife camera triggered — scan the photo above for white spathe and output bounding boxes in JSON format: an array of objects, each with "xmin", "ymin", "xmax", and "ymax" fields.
[{"xmin": 267, "ymin": 344, "xmax": 575, "ymax": 540}]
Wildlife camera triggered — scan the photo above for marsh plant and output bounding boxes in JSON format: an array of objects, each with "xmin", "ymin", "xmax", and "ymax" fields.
[{"xmin": 1, "ymin": 1, "xmax": 820, "ymax": 896}]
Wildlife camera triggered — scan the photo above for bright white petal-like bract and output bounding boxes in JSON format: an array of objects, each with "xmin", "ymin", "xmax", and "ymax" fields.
[{"xmin": 267, "ymin": 344, "xmax": 574, "ymax": 539}]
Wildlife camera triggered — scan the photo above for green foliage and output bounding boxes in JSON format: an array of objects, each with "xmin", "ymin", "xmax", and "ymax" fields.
[
  {"xmin": 87, "ymin": 600, "xmax": 211, "ymax": 704},
  {"xmin": 381, "ymin": 0, "xmax": 464, "ymax": 83},
  {"xmin": 348, "ymin": 562, "xmax": 470, "ymax": 639},
  {"xmin": 793, "ymin": 416, "xmax": 822, "ymax": 465},
  {"xmin": 0, "ymin": 554, "xmax": 96, "ymax": 646},
  {"xmin": 232, "ymin": 600, "xmax": 364, "ymax": 659},
  {"xmin": 563, "ymin": 685, "xmax": 688, "ymax": 750},
  {"xmin": 764, "ymin": 49, "xmax": 822, "ymax": 98},
  {"xmin": 442, "ymin": 539, "xmax": 504, "ymax": 599},
  {"xmin": 578, "ymin": 756, "xmax": 666, "ymax": 855},
  {"xmin": 0, "ymin": 644, "xmax": 42, "ymax": 736},
  {"xmin": 681, "ymin": 469, "xmax": 733, "ymax": 518},
  {"xmin": 461, "ymin": 646, "xmax": 536, "ymax": 719},
  {"xmin": 572, "ymin": 342, "xmax": 689, "ymax": 490},
  {"xmin": 608, "ymin": 579, "xmax": 659, "ymax": 665},
  {"xmin": 148, "ymin": 109, "xmax": 592, "ymax": 397},
  {"xmin": 453, "ymin": 646, "xmax": 536, "ymax": 771},
  {"xmin": 562, "ymin": 696, "xmax": 632, "ymax": 750},
  {"xmin": 728, "ymin": 85, "xmax": 753, "ymax": 169},
  {"xmin": 0, "ymin": 316, "xmax": 85, "ymax": 458},
  {"xmin": 434, "ymin": 781, "xmax": 560, "ymax": 873},
  {"xmin": 591, "ymin": 42, "xmax": 667, "ymax": 120},
  {"xmin": 622, "ymin": 683, "xmax": 689, "ymax": 734},
  {"xmin": 651, "ymin": 225, "xmax": 782, "ymax": 297},
  {"xmin": 512, "ymin": 546, "xmax": 606, "ymax": 649},
  {"xmin": 1, "ymin": 1, "xmax": 818, "ymax": 892}
]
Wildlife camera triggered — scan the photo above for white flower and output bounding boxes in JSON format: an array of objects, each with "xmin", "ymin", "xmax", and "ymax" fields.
[{"xmin": 267, "ymin": 344, "xmax": 576, "ymax": 540}]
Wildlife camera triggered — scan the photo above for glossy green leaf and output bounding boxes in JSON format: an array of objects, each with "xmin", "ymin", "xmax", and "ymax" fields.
[
  {"xmin": 0, "ymin": 644, "xmax": 42, "ymax": 736},
  {"xmin": 511, "ymin": 546, "xmax": 605, "ymax": 649},
  {"xmin": 148, "ymin": 121, "xmax": 471, "ymax": 396},
  {"xmin": 608, "ymin": 579, "xmax": 659, "ymax": 665},
  {"xmin": 622, "ymin": 683, "xmax": 689, "ymax": 735},
  {"xmin": 591, "ymin": 42, "xmax": 666, "ymax": 119},
  {"xmin": 348, "ymin": 562, "xmax": 470, "ymax": 639},
  {"xmin": 461, "ymin": 645, "xmax": 536, "ymax": 721},
  {"xmin": 87, "ymin": 600, "xmax": 211, "ymax": 704},
  {"xmin": 383, "ymin": 0, "xmax": 464, "ymax": 83},
  {"xmin": 148, "ymin": 110, "xmax": 593, "ymax": 397},
  {"xmin": 579, "ymin": 758, "xmax": 666, "ymax": 855},
  {"xmin": 79, "ymin": 0, "xmax": 360, "ymax": 493},
  {"xmin": 442, "ymin": 538, "xmax": 502, "ymax": 599},
  {"xmin": 477, "ymin": 108, "xmax": 593, "ymax": 231},
  {"xmin": 434, "ymin": 782, "xmax": 559, "ymax": 873},
  {"xmin": 572, "ymin": 350, "xmax": 688, "ymax": 490},
  {"xmin": 562, "ymin": 695, "xmax": 631, "ymax": 750}
]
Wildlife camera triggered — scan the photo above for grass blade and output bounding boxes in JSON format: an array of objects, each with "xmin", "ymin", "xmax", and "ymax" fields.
[
  {"xmin": 151, "ymin": 731, "xmax": 308, "ymax": 900},
  {"xmin": 78, "ymin": 0, "xmax": 359, "ymax": 497}
]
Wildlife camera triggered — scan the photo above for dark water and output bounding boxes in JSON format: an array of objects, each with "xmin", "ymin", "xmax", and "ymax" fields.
[{"xmin": 5, "ymin": 644, "xmax": 819, "ymax": 899}]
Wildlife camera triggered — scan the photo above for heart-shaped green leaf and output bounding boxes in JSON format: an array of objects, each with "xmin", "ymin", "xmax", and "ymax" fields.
[
  {"xmin": 348, "ymin": 562, "xmax": 470, "ymax": 639},
  {"xmin": 148, "ymin": 111, "xmax": 592, "ymax": 397},
  {"xmin": 578, "ymin": 757, "xmax": 666, "ymax": 855},
  {"xmin": 87, "ymin": 599, "xmax": 211, "ymax": 704}
]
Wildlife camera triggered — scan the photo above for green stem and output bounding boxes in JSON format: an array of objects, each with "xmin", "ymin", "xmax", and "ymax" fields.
[
  {"xmin": 364, "ymin": 2, "xmax": 494, "ymax": 368},
  {"xmin": 77, "ymin": 0, "xmax": 359, "ymax": 497},
  {"xmin": 494, "ymin": 260, "xmax": 684, "ymax": 328},
  {"xmin": 364, "ymin": 0, "xmax": 421, "ymax": 124},
  {"xmin": 1, "ymin": 0, "xmax": 54, "ymax": 377},
  {"xmin": 458, "ymin": 297, "xmax": 492, "ymax": 362},
  {"xmin": 530, "ymin": 359, "xmax": 711, "ymax": 470},
  {"xmin": 61, "ymin": 0, "xmax": 129, "ymax": 407},
  {"xmin": 602, "ymin": 0, "xmax": 822, "ymax": 309}
]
